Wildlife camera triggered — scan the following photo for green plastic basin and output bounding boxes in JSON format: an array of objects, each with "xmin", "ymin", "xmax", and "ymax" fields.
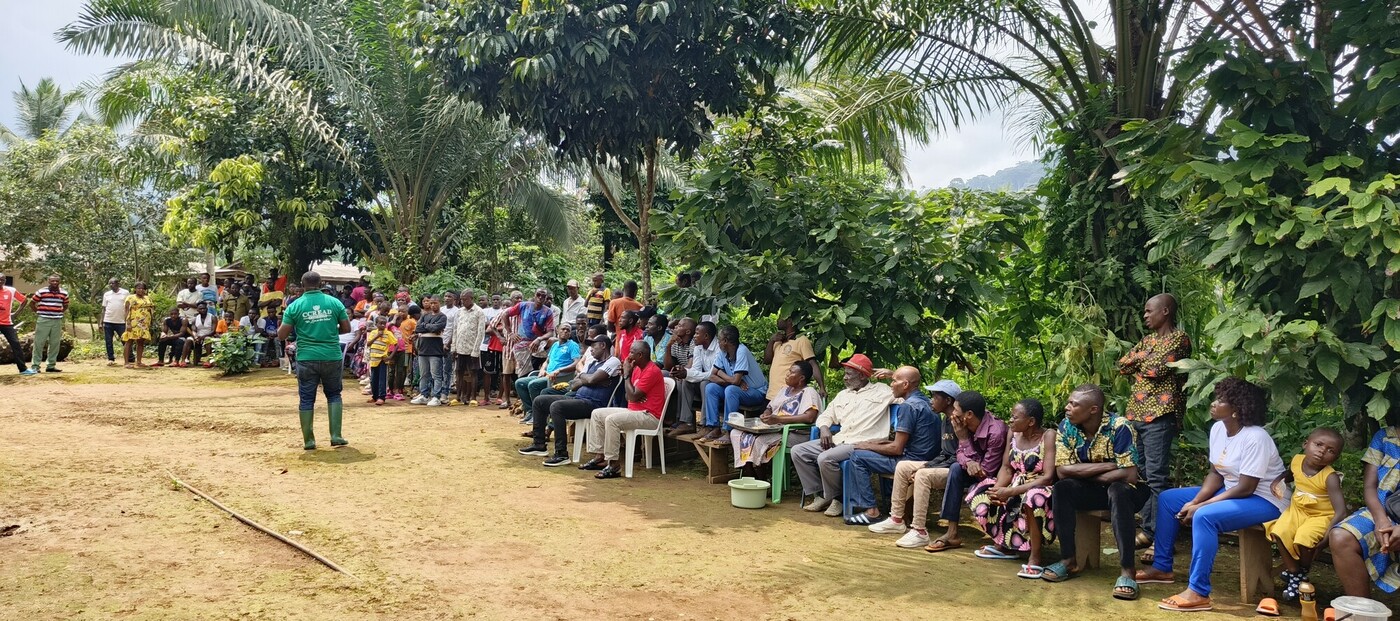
[{"xmin": 728, "ymin": 477, "xmax": 771, "ymax": 509}]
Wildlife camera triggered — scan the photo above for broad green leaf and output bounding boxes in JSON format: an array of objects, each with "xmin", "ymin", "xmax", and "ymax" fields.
[{"xmin": 1315, "ymin": 348, "xmax": 1340, "ymax": 383}]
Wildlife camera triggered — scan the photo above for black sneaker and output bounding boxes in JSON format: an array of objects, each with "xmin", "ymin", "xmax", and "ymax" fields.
[
  {"xmin": 542, "ymin": 455, "xmax": 570, "ymax": 467},
  {"xmin": 517, "ymin": 445, "xmax": 548, "ymax": 456}
]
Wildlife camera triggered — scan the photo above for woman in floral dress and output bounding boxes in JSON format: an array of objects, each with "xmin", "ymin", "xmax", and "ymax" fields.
[
  {"xmin": 122, "ymin": 281, "xmax": 155, "ymax": 369},
  {"xmin": 967, "ymin": 398, "xmax": 1057, "ymax": 578}
]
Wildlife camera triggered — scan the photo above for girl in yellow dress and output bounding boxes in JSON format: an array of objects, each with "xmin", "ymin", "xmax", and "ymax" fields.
[
  {"xmin": 122, "ymin": 281, "xmax": 156, "ymax": 368},
  {"xmin": 1263, "ymin": 427, "xmax": 1346, "ymax": 600}
]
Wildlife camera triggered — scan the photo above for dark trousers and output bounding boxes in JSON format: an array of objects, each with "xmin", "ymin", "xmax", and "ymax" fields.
[
  {"xmin": 940, "ymin": 462, "xmax": 976, "ymax": 521},
  {"xmin": 1052, "ymin": 477, "xmax": 1150, "ymax": 570},
  {"xmin": 1134, "ymin": 416, "xmax": 1179, "ymax": 538},
  {"xmin": 296, "ymin": 359, "xmax": 344, "ymax": 410},
  {"xmin": 0, "ymin": 325, "xmax": 26, "ymax": 372},
  {"xmin": 370, "ymin": 364, "xmax": 388, "ymax": 400},
  {"xmin": 157, "ymin": 337, "xmax": 184, "ymax": 363},
  {"xmin": 103, "ymin": 322, "xmax": 126, "ymax": 361},
  {"xmin": 531, "ymin": 394, "xmax": 596, "ymax": 457}
]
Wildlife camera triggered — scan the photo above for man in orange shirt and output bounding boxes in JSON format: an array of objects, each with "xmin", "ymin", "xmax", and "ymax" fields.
[
  {"xmin": 605, "ymin": 280, "xmax": 643, "ymax": 333},
  {"xmin": 0, "ymin": 272, "xmax": 31, "ymax": 375}
]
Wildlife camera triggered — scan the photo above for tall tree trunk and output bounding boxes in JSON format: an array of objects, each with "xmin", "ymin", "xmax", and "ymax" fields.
[{"xmin": 638, "ymin": 143, "xmax": 658, "ymax": 299}]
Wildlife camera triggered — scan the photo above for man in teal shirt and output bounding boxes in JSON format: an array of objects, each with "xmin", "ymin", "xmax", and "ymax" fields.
[{"xmin": 279, "ymin": 271, "xmax": 351, "ymax": 450}]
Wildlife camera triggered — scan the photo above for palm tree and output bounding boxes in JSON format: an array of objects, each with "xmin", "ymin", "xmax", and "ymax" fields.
[
  {"xmin": 800, "ymin": 0, "xmax": 1282, "ymax": 335},
  {"xmin": 59, "ymin": 0, "xmax": 573, "ymax": 281},
  {"xmin": 0, "ymin": 78, "xmax": 90, "ymax": 145}
]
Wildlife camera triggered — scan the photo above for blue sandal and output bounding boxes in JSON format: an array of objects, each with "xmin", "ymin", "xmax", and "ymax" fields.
[
  {"xmin": 1113, "ymin": 576, "xmax": 1140, "ymax": 600},
  {"xmin": 1041, "ymin": 561, "xmax": 1078, "ymax": 583}
]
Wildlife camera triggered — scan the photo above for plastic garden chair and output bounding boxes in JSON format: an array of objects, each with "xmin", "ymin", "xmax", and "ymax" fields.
[
  {"xmin": 571, "ymin": 381, "xmax": 625, "ymax": 463},
  {"xmin": 622, "ymin": 377, "xmax": 676, "ymax": 478},
  {"xmin": 769, "ymin": 423, "xmax": 812, "ymax": 503}
]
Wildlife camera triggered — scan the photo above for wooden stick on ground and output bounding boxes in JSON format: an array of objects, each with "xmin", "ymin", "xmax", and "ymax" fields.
[{"xmin": 167, "ymin": 472, "xmax": 357, "ymax": 580}]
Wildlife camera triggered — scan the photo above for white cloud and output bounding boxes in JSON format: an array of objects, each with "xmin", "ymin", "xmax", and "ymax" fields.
[{"xmin": 903, "ymin": 109, "xmax": 1039, "ymax": 189}]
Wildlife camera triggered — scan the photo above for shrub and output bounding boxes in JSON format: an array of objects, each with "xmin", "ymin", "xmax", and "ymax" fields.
[{"xmin": 210, "ymin": 330, "xmax": 266, "ymax": 375}]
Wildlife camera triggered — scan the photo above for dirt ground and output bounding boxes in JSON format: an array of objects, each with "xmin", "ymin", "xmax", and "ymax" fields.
[{"xmin": 1, "ymin": 361, "xmax": 1394, "ymax": 620}]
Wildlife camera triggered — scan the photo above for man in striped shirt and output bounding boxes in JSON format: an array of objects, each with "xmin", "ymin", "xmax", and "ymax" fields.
[{"xmin": 28, "ymin": 274, "xmax": 69, "ymax": 373}]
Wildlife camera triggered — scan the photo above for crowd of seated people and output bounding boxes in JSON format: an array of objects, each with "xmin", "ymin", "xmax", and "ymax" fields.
[{"xmin": 498, "ymin": 288, "xmax": 1400, "ymax": 611}]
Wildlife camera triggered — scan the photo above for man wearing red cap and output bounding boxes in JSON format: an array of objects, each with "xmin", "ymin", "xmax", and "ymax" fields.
[{"xmin": 790, "ymin": 353, "xmax": 895, "ymax": 517}]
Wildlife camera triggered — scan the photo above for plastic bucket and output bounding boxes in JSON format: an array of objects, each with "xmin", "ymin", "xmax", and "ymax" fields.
[
  {"xmin": 728, "ymin": 477, "xmax": 771, "ymax": 509},
  {"xmin": 1332, "ymin": 596, "xmax": 1392, "ymax": 621}
]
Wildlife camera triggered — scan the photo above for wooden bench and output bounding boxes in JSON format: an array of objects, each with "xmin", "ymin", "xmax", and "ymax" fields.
[
  {"xmin": 1073, "ymin": 511, "xmax": 1273, "ymax": 603},
  {"xmin": 672, "ymin": 431, "xmax": 739, "ymax": 484}
]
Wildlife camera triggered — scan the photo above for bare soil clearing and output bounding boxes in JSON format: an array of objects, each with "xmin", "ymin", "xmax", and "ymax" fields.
[{"xmin": 0, "ymin": 361, "xmax": 1382, "ymax": 619}]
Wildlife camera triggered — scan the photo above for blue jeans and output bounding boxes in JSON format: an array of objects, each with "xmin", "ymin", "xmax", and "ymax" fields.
[
  {"xmin": 370, "ymin": 364, "xmax": 388, "ymax": 400},
  {"xmin": 103, "ymin": 322, "xmax": 125, "ymax": 361},
  {"xmin": 1152, "ymin": 486, "xmax": 1281, "ymax": 596},
  {"xmin": 846, "ymin": 450, "xmax": 900, "ymax": 509},
  {"xmin": 296, "ymin": 359, "xmax": 344, "ymax": 411},
  {"xmin": 939, "ymin": 462, "xmax": 976, "ymax": 521},
  {"xmin": 418, "ymin": 355, "xmax": 447, "ymax": 399},
  {"xmin": 702, "ymin": 382, "xmax": 766, "ymax": 429}
]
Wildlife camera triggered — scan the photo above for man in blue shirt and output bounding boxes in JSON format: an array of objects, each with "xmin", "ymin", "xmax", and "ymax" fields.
[
  {"xmin": 698, "ymin": 325, "xmax": 769, "ymax": 446},
  {"xmin": 843, "ymin": 366, "xmax": 940, "ymax": 526},
  {"xmin": 514, "ymin": 324, "xmax": 581, "ymax": 422}
]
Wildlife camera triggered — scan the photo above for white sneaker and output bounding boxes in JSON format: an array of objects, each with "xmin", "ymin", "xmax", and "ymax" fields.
[
  {"xmin": 802, "ymin": 497, "xmax": 832, "ymax": 512},
  {"xmin": 823, "ymin": 501, "xmax": 845, "ymax": 517},
  {"xmin": 426, "ymin": 398, "xmax": 441, "ymax": 407},
  {"xmin": 896, "ymin": 529, "xmax": 931, "ymax": 548},
  {"xmin": 868, "ymin": 517, "xmax": 908, "ymax": 535},
  {"xmin": 410, "ymin": 395, "xmax": 428, "ymax": 405}
]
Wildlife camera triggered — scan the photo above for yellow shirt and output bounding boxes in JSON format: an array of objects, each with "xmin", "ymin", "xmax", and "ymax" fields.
[{"xmin": 366, "ymin": 328, "xmax": 397, "ymax": 367}]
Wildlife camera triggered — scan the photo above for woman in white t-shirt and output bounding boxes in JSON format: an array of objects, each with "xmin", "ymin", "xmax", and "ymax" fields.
[{"xmin": 1136, "ymin": 378, "xmax": 1287, "ymax": 611}]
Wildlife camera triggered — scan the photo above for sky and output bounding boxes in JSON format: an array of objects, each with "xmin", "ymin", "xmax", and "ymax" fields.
[{"xmin": 0, "ymin": 0, "xmax": 1034, "ymax": 189}]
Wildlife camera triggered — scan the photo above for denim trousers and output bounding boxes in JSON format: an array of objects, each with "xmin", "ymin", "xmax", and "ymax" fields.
[
  {"xmin": 1134, "ymin": 416, "xmax": 1179, "ymax": 539},
  {"xmin": 1152, "ymin": 486, "xmax": 1281, "ymax": 596},
  {"xmin": 297, "ymin": 359, "xmax": 344, "ymax": 410},
  {"xmin": 702, "ymin": 382, "xmax": 766, "ymax": 429},
  {"xmin": 370, "ymin": 363, "xmax": 388, "ymax": 400},
  {"xmin": 417, "ymin": 355, "xmax": 448, "ymax": 398},
  {"xmin": 103, "ymin": 322, "xmax": 126, "ymax": 361},
  {"xmin": 846, "ymin": 450, "xmax": 900, "ymax": 509}
]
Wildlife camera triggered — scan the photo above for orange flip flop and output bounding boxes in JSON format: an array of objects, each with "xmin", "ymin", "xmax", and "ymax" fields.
[
  {"xmin": 1159, "ymin": 595, "xmax": 1213, "ymax": 612},
  {"xmin": 1255, "ymin": 598, "xmax": 1280, "ymax": 616}
]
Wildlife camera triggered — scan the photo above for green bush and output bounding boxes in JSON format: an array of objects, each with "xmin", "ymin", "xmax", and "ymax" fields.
[
  {"xmin": 409, "ymin": 268, "xmax": 472, "ymax": 301},
  {"xmin": 210, "ymin": 330, "xmax": 266, "ymax": 375}
]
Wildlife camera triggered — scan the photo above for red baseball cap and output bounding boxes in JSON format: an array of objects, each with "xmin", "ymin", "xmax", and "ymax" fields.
[{"xmin": 841, "ymin": 354, "xmax": 874, "ymax": 377}]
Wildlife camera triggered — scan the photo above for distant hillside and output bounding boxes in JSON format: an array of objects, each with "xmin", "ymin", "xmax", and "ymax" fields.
[{"xmin": 949, "ymin": 160, "xmax": 1045, "ymax": 192}]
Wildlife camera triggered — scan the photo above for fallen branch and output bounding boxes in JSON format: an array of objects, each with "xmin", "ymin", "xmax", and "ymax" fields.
[{"xmin": 167, "ymin": 472, "xmax": 357, "ymax": 580}]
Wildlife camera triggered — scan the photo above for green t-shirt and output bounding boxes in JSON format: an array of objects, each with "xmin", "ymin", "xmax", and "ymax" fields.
[{"xmin": 283, "ymin": 291, "xmax": 349, "ymax": 361}]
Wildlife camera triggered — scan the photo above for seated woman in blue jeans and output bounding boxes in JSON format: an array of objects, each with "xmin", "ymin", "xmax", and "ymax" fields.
[{"xmin": 1136, "ymin": 378, "xmax": 1287, "ymax": 612}]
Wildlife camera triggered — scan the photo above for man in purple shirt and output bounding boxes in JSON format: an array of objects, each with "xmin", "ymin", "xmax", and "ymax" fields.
[{"xmin": 924, "ymin": 390, "xmax": 1008, "ymax": 552}]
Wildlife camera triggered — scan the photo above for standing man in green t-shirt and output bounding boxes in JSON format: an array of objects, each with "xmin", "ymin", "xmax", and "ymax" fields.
[{"xmin": 278, "ymin": 271, "xmax": 351, "ymax": 450}]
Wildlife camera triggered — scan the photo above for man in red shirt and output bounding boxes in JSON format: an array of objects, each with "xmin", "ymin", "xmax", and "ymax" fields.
[
  {"xmin": 0, "ymin": 272, "xmax": 32, "ymax": 375},
  {"xmin": 580, "ymin": 340, "xmax": 666, "ymax": 479}
]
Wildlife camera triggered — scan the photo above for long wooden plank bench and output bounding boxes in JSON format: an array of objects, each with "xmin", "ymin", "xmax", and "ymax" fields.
[{"xmin": 1074, "ymin": 511, "xmax": 1273, "ymax": 603}]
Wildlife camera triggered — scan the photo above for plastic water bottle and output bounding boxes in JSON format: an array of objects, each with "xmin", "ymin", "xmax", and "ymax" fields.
[{"xmin": 1299, "ymin": 581, "xmax": 1318, "ymax": 621}]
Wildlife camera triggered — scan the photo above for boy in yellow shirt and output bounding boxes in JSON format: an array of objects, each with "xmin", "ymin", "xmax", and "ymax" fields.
[{"xmin": 366, "ymin": 315, "xmax": 397, "ymax": 405}]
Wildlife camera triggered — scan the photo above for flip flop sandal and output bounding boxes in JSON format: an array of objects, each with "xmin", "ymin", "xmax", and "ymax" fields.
[
  {"xmin": 974, "ymin": 545, "xmax": 1018, "ymax": 560},
  {"xmin": 1139, "ymin": 549, "xmax": 1156, "ymax": 564},
  {"xmin": 1134, "ymin": 569, "xmax": 1177, "ymax": 585},
  {"xmin": 1112, "ymin": 576, "xmax": 1140, "ymax": 601},
  {"xmin": 1255, "ymin": 597, "xmax": 1281, "ymax": 616},
  {"xmin": 1157, "ymin": 595, "xmax": 1211, "ymax": 612},
  {"xmin": 924, "ymin": 538, "xmax": 962, "ymax": 553},
  {"xmin": 1017, "ymin": 564, "xmax": 1044, "ymax": 579},
  {"xmin": 1040, "ymin": 561, "xmax": 1077, "ymax": 583}
]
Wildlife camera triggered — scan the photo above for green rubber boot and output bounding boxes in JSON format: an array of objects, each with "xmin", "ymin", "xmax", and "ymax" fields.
[
  {"xmin": 328, "ymin": 401, "xmax": 347, "ymax": 447},
  {"xmin": 299, "ymin": 409, "xmax": 316, "ymax": 450}
]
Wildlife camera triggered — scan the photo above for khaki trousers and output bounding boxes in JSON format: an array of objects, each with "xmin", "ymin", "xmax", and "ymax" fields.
[
  {"xmin": 586, "ymin": 407, "xmax": 658, "ymax": 460},
  {"xmin": 890, "ymin": 461, "xmax": 950, "ymax": 529}
]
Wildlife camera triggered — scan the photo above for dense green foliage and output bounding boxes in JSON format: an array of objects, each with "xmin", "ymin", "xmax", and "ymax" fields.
[{"xmin": 210, "ymin": 330, "xmax": 267, "ymax": 375}]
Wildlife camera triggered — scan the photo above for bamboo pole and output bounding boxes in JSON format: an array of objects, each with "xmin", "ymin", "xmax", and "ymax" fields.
[{"xmin": 167, "ymin": 472, "xmax": 357, "ymax": 580}]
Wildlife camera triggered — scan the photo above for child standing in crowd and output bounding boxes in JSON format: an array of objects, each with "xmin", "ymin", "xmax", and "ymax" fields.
[
  {"xmin": 365, "ymin": 315, "xmax": 396, "ymax": 405},
  {"xmin": 1264, "ymin": 427, "xmax": 1345, "ymax": 599}
]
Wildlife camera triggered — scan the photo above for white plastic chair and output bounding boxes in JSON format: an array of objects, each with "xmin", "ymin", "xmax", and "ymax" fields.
[
  {"xmin": 623, "ymin": 377, "xmax": 676, "ymax": 478},
  {"xmin": 570, "ymin": 380, "xmax": 624, "ymax": 463}
]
